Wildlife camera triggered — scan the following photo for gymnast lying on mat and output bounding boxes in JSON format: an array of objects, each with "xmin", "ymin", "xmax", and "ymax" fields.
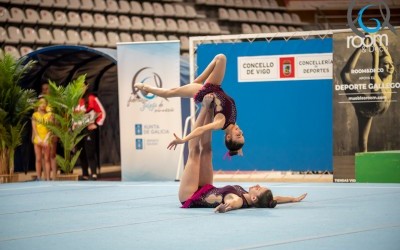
[
  {"xmin": 135, "ymin": 53, "xmax": 244, "ymax": 157},
  {"xmin": 179, "ymin": 94, "xmax": 307, "ymax": 213}
]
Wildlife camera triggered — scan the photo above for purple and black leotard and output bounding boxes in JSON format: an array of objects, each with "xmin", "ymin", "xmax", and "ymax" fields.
[
  {"xmin": 194, "ymin": 83, "xmax": 237, "ymax": 130},
  {"xmin": 181, "ymin": 184, "xmax": 250, "ymax": 208}
]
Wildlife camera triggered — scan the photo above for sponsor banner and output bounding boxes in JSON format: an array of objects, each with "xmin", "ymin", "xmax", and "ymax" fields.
[
  {"xmin": 197, "ymin": 38, "xmax": 333, "ymax": 172},
  {"xmin": 117, "ymin": 41, "xmax": 182, "ymax": 181},
  {"xmin": 333, "ymin": 28, "xmax": 400, "ymax": 182},
  {"xmin": 238, "ymin": 53, "xmax": 332, "ymax": 82}
]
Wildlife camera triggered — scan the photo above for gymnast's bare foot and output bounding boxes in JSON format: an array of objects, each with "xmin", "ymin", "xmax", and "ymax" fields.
[
  {"xmin": 203, "ymin": 93, "xmax": 214, "ymax": 108},
  {"xmin": 134, "ymin": 82, "xmax": 148, "ymax": 92}
]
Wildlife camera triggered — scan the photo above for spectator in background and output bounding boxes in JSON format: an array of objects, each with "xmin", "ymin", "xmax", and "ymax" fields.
[
  {"xmin": 32, "ymin": 98, "xmax": 52, "ymax": 181},
  {"xmin": 75, "ymin": 84, "xmax": 106, "ymax": 180},
  {"xmin": 40, "ymin": 82, "xmax": 58, "ymax": 180}
]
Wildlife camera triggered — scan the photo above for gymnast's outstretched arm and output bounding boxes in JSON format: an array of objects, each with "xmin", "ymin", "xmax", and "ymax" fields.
[{"xmin": 274, "ymin": 193, "xmax": 308, "ymax": 204}]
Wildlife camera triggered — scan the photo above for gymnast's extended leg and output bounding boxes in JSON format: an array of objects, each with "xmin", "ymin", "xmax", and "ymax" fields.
[
  {"xmin": 198, "ymin": 101, "xmax": 214, "ymax": 187},
  {"xmin": 134, "ymin": 54, "xmax": 227, "ymax": 99}
]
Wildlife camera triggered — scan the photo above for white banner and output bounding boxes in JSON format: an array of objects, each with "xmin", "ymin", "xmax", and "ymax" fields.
[
  {"xmin": 238, "ymin": 53, "xmax": 333, "ymax": 82},
  {"xmin": 117, "ymin": 41, "xmax": 182, "ymax": 181}
]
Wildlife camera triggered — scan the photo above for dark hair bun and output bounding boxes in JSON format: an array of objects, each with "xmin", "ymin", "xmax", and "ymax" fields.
[
  {"xmin": 228, "ymin": 151, "xmax": 238, "ymax": 156},
  {"xmin": 269, "ymin": 200, "xmax": 277, "ymax": 208}
]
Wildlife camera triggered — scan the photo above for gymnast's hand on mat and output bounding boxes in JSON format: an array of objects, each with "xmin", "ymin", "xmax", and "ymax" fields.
[
  {"xmin": 167, "ymin": 133, "xmax": 185, "ymax": 150},
  {"xmin": 294, "ymin": 193, "xmax": 307, "ymax": 202},
  {"xmin": 214, "ymin": 203, "xmax": 232, "ymax": 213}
]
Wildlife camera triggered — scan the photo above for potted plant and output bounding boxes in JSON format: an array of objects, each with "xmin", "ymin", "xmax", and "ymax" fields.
[
  {"xmin": 0, "ymin": 53, "xmax": 36, "ymax": 183},
  {"xmin": 44, "ymin": 75, "xmax": 88, "ymax": 180}
]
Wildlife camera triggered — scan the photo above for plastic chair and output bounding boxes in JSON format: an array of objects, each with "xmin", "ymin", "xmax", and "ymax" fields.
[
  {"xmin": 93, "ymin": 0, "xmax": 106, "ymax": 11},
  {"xmin": 185, "ymin": 5, "xmax": 198, "ymax": 18},
  {"xmin": 107, "ymin": 15, "xmax": 119, "ymax": 29},
  {"xmin": 291, "ymin": 13, "xmax": 301, "ymax": 23},
  {"xmin": 107, "ymin": 31, "xmax": 120, "ymax": 46},
  {"xmin": 67, "ymin": 11, "xmax": 81, "ymax": 27},
  {"xmin": 218, "ymin": 8, "xmax": 229, "ymax": 20},
  {"xmin": 20, "ymin": 46, "xmax": 34, "ymax": 57},
  {"xmin": 0, "ymin": 6, "xmax": 10, "ymax": 22},
  {"xmin": 93, "ymin": 13, "xmax": 107, "ymax": 28},
  {"xmin": 9, "ymin": 7, "xmax": 25, "ymax": 23},
  {"xmin": 53, "ymin": 11, "xmax": 68, "ymax": 26},
  {"xmin": 142, "ymin": 17, "xmax": 155, "ymax": 31},
  {"xmin": 38, "ymin": 10, "xmax": 53, "ymax": 25},
  {"xmin": 131, "ymin": 16, "xmax": 144, "ymax": 31},
  {"xmin": 41, "ymin": 0, "xmax": 54, "ymax": 7},
  {"xmin": 188, "ymin": 20, "xmax": 200, "ymax": 34},
  {"xmin": 79, "ymin": 30, "xmax": 94, "ymax": 46},
  {"xmin": 247, "ymin": 10, "xmax": 257, "ymax": 22},
  {"xmin": 154, "ymin": 18, "xmax": 166, "ymax": 32},
  {"xmin": 279, "ymin": 25, "xmax": 288, "ymax": 32},
  {"xmin": 81, "ymin": 0, "xmax": 94, "ymax": 11},
  {"xmin": 174, "ymin": 3, "xmax": 186, "ymax": 17},
  {"xmin": 265, "ymin": 11, "xmax": 274, "ymax": 23},
  {"xmin": 25, "ymin": 8, "xmax": 39, "ymax": 24},
  {"xmin": 166, "ymin": 18, "xmax": 178, "ymax": 32},
  {"xmin": 144, "ymin": 34, "xmax": 156, "ymax": 41},
  {"xmin": 142, "ymin": 2, "xmax": 154, "ymax": 15},
  {"xmin": 132, "ymin": 33, "xmax": 144, "ymax": 42},
  {"xmin": 228, "ymin": 9, "xmax": 239, "ymax": 21},
  {"xmin": 153, "ymin": 2, "xmax": 164, "ymax": 16},
  {"xmin": 119, "ymin": 32, "xmax": 132, "ymax": 42},
  {"xmin": 180, "ymin": 36, "xmax": 189, "ymax": 50},
  {"xmin": 66, "ymin": 29, "xmax": 80, "ymax": 45},
  {"xmin": 156, "ymin": 34, "xmax": 168, "ymax": 41},
  {"xmin": 261, "ymin": 24, "xmax": 271, "ymax": 33},
  {"xmin": 68, "ymin": 0, "xmax": 81, "ymax": 10},
  {"xmin": 260, "ymin": 0, "xmax": 270, "ymax": 7},
  {"xmin": 274, "ymin": 12, "xmax": 283, "ymax": 23},
  {"xmin": 270, "ymin": 25, "xmax": 279, "ymax": 33},
  {"xmin": 81, "ymin": 12, "xmax": 94, "ymax": 28},
  {"xmin": 283, "ymin": 13, "xmax": 292, "ymax": 24},
  {"xmin": 177, "ymin": 19, "xmax": 189, "ymax": 33},
  {"xmin": 52, "ymin": 28, "xmax": 67, "ymax": 44},
  {"xmin": 242, "ymin": 23, "xmax": 253, "ymax": 34},
  {"xmin": 119, "ymin": 15, "xmax": 131, "ymax": 30},
  {"xmin": 163, "ymin": 3, "xmax": 175, "ymax": 17},
  {"xmin": 37, "ymin": 28, "xmax": 53, "ymax": 44},
  {"xmin": 93, "ymin": 31, "xmax": 108, "ymax": 47},
  {"xmin": 238, "ymin": 9, "xmax": 248, "ymax": 21},
  {"xmin": 4, "ymin": 45, "xmax": 21, "ymax": 59},
  {"xmin": 130, "ymin": 1, "xmax": 142, "ymax": 15},
  {"xmin": 106, "ymin": 0, "xmax": 119, "ymax": 13},
  {"xmin": 25, "ymin": 0, "xmax": 41, "ymax": 6},
  {"xmin": 0, "ymin": 26, "xmax": 9, "ymax": 43},
  {"xmin": 22, "ymin": 27, "xmax": 39, "ymax": 43},
  {"xmin": 251, "ymin": 24, "xmax": 261, "ymax": 33},
  {"xmin": 198, "ymin": 20, "xmax": 211, "ymax": 34},
  {"xmin": 7, "ymin": 26, "xmax": 24, "ymax": 43},
  {"xmin": 168, "ymin": 35, "xmax": 179, "ymax": 41},
  {"xmin": 54, "ymin": 0, "xmax": 68, "ymax": 8},
  {"xmin": 118, "ymin": 0, "xmax": 130, "ymax": 13},
  {"xmin": 256, "ymin": 10, "xmax": 266, "ymax": 22}
]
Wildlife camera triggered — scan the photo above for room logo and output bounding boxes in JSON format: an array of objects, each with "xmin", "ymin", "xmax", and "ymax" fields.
[
  {"xmin": 347, "ymin": 0, "xmax": 396, "ymax": 37},
  {"xmin": 127, "ymin": 67, "xmax": 163, "ymax": 106}
]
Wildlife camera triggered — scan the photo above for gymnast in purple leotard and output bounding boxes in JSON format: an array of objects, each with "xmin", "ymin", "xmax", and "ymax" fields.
[
  {"xmin": 134, "ymin": 54, "xmax": 244, "ymax": 157},
  {"xmin": 177, "ymin": 94, "xmax": 307, "ymax": 212}
]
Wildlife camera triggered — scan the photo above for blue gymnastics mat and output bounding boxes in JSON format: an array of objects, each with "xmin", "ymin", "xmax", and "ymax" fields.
[{"xmin": 0, "ymin": 182, "xmax": 399, "ymax": 250}]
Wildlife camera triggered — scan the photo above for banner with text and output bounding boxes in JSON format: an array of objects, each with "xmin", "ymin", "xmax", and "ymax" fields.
[
  {"xmin": 197, "ymin": 38, "xmax": 333, "ymax": 172},
  {"xmin": 333, "ymin": 29, "xmax": 400, "ymax": 182},
  {"xmin": 117, "ymin": 41, "xmax": 182, "ymax": 181}
]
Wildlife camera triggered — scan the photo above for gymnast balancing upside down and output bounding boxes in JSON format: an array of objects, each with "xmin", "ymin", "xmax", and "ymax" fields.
[
  {"xmin": 135, "ymin": 54, "xmax": 244, "ymax": 157},
  {"xmin": 179, "ymin": 94, "xmax": 307, "ymax": 213}
]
